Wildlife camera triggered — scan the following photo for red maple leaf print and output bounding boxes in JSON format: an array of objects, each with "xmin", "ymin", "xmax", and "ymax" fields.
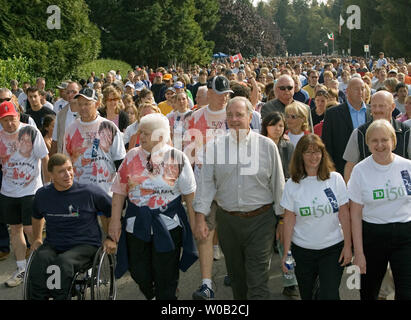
[
  {"xmin": 195, "ymin": 113, "xmax": 208, "ymax": 137},
  {"xmin": 0, "ymin": 139, "xmax": 8, "ymax": 164},
  {"xmin": 92, "ymin": 162, "xmax": 98, "ymax": 176},
  {"xmin": 71, "ymin": 129, "xmax": 85, "ymax": 151},
  {"xmin": 98, "ymin": 166, "xmax": 104, "ymax": 174},
  {"xmin": 13, "ymin": 168, "xmax": 18, "ymax": 179},
  {"xmin": 119, "ymin": 153, "xmax": 147, "ymax": 184},
  {"xmin": 19, "ymin": 171, "xmax": 25, "ymax": 178},
  {"xmin": 148, "ymin": 196, "xmax": 156, "ymax": 208},
  {"xmin": 156, "ymin": 197, "xmax": 165, "ymax": 206},
  {"xmin": 104, "ymin": 170, "xmax": 109, "ymax": 177}
]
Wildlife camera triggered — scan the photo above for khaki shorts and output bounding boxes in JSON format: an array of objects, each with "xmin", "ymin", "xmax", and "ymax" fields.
[{"xmin": 205, "ymin": 201, "xmax": 217, "ymax": 231}]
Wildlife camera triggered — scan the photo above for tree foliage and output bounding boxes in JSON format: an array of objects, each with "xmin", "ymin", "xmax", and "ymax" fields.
[
  {"xmin": 0, "ymin": 56, "xmax": 36, "ymax": 88},
  {"xmin": 252, "ymin": 0, "xmax": 410, "ymax": 59},
  {"xmin": 86, "ymin": 0, "xmax": 216, "ymax": 67},
  {"xmin": 0, "ymin": 0, "xmax": 101, "ymax": 86},
  {"xmin": 209, "ymin": 0, "xmax": 286, "ymax": 57}
]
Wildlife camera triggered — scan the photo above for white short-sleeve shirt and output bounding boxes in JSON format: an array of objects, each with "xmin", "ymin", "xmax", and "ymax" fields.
[
  {"xmin": 280, "ymin": 172, "xmax": 348, "ymax": 249},
  {"xmin": 348, "ymin": 155, "xmax": 411, "ymax": 224}
]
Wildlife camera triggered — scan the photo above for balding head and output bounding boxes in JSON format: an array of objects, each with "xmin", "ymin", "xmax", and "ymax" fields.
[
  {"xmin": 370, "ymin": 90, "xmax": 395, "ymax": 121},
  {"xmin": 275, "ymin": 75, "xmax": 294, "ymax": 105},
  {"xmin": 346, "ymin": 78, "xmax": 365, "ymax": 109}
]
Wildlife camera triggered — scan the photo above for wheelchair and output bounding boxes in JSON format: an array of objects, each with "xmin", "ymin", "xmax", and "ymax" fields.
[{"xmin": 22, "ymin": 246, "xmax": 117, "ymax": 300}]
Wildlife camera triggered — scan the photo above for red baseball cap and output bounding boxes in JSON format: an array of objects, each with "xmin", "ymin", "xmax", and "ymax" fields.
[{"xmin": 0, "ymin": 101, "xmax": 19, "ymax": 119}]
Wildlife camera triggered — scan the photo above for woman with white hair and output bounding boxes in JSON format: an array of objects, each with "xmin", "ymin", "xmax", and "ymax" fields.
[
  {"xmin": 107, "ymin": 113, "xmax": 198, "ymax": 300},
  {"xmin": 349, "ymin": 119, "xmax": 411, "ymax": 300}
]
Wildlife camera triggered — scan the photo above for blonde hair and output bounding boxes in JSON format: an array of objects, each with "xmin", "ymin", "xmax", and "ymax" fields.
[
  {"xmin": 366, "ymin": 119, "xmax": 397, "ymax": 149},
  {"xmin": 137, "ymin": 103, "xmax": 161, "ymax": 122},
  {"xmin": 285, "ymin": 102, "xmax": 309, "ymax": 131},
  {"xmin": 102, "ymin": 85, "xmax": 123, "ymax": 114}
]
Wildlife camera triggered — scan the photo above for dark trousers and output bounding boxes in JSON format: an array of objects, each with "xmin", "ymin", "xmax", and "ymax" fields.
[
  {"xmin": 0, "ymin": 168, "xmax": 8, "ymax": 252},
  {"xmin": 216, "ymin": 207, "xmax": 275, "ymax": 300},
  {"xmin": 292, "ymin": 241, "xmax": 344, "ymax": 300},
  {"xmin": 28, "ymin": 243, "xmax": 98, "ymax": 300},
  {"xmin": 0, "ymin": 223, "xmax": 10, "ymax": 252},
  {"xmin": 126, "ymin": 226, "xmax": 182, "ymax": 300},
  {"xmin": 361, "ymin": 220, "xmax": 411, "ymax": 300}
]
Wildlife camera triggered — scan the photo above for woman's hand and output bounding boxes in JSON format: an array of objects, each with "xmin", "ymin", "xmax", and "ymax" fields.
[
  {"xmin": 339, "ymin": 244, "xmax": 353, "ymax": 266},
  {"xmin": 353, "ymin": 253, "xmax": 366, "ymax": 274},
  {"xmin": 108, "ymin": 219, "xmax": 122, "ymax": 244},
  {"xmin": 103, "ymin": 239, "xmax": 117, "ymax": 255},
  {"xmin": 281, "ymin": 255, "xmax": 289, "ymax": 274}
]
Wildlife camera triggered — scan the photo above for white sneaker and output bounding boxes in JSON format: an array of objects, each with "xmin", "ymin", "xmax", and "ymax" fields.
[
  {"xmin": 213, "ymin": 246, "xmax": 224, "ymax": 261},
  {"xmin": 5, "ymin": 268, "xmax": 25, "ymax": 287}
]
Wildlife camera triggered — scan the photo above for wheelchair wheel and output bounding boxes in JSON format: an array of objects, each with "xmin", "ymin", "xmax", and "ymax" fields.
[
  {"xmin": 90, "ymin": 247, "xmax": 116, "ymax": 300},
  {"xmin": 68, "ymin": 270, "xmax": 89, "ymax": 300},
  {"xmin": 22, "ymin": 249, "xmax": 38, "ymax": 300}
]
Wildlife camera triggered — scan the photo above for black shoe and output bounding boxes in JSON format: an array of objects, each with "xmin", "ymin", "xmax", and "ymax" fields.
[
  {"xmin": 223, "ymin": 275, "xmax": 231, "ymax": 287},
  {"xmin": 282, "ymin": 285, "xmax": 300, "ymax": 298}
]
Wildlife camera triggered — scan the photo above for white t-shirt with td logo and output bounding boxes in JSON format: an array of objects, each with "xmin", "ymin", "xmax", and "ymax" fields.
[
  {"xmin": 280, "ymin": 172, "xmax": 348, "ymax": 250},
  {"xmin": 348, "ymin": 155, "xmax": 411, "ymax": 224}
]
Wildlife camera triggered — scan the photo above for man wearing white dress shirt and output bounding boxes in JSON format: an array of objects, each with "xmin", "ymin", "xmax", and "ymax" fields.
[{"xmin": 193, "ymin": 96, "xmax": 285, "ymax": 300}]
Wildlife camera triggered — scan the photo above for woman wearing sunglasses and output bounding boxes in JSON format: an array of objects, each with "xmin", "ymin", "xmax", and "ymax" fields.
[
  {"xmin": 99, "ymin": 85, "xmax": 129, "ymax": 132},
  {"xmin": 285, "ymin": 102, "xmax": 310, "ymax": 147}
]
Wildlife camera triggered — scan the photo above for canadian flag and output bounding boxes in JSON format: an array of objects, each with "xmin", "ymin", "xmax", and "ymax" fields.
[
  {"xmin": 230, "ymin": 53, "xmax": 243, "ymax": 63},
  {"xmin": 327, "ymin": 33, "xmax": 334, "ymax": 41}
]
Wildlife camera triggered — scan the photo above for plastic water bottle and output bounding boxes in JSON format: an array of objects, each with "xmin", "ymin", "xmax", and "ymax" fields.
[{"xmin": 284, "ymin": 251, "xmax": 296, "ymax": 280}]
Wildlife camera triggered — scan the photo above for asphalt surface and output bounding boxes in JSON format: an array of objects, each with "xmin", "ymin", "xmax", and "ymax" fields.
[{"xmin": 0, "ymin": 244, "xmax": 370, "ymax": 300}]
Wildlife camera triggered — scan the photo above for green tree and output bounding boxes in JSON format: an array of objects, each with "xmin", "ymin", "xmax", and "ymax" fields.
[
  {"xmin": 376, "ymin": 0, "xmax": 410, "ymax": 60},
  {"xmin": 86, "ymin": 0, "xmax": 213, "ymax": 67},
  {"xmin": 0, "ymin": 0, "xmax": 101, "ymax": 86}
]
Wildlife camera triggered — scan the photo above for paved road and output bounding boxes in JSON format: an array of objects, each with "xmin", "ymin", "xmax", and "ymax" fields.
[{"xmin": 0, "ymin": 245, "xmax": 370, "ymax": 300}]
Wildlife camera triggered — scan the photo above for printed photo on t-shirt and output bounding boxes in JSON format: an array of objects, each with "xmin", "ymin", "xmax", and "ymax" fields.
[
  {"xmin": 0, "ymin": 124, "xmax": 48, "ymax": 196},
  {"xmin": 64, "ymin": 117, "xmax": 124, "ymax": 193}
]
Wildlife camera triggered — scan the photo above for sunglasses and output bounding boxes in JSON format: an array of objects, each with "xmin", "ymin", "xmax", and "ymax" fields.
[
  {"xmin": 106, "ymin": 98, "xmax": 120, "ymax": 102},
  {"xmin": 278, "ymin": 86, "xmax": 293, "ymax": 91},
  {"xmin": 0, "ymin": 97, "xmax": 11, "ymax": 103},
  {"xmin": 285, "ymin": 114, "xmax": 300, "ymax": 120}
]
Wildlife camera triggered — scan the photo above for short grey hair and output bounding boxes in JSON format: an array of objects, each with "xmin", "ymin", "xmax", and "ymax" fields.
[
  {"xmin": 0, "ymin": 88, "xmax": 12, "ymax": 98},
  {"xmin": 197, "ymin": 86, "xmax": 208, "ymax": 95},
  {"xmin": 226, "ymin": 96, "xmax": 253, "ymax": 115},
  {"xmin": 139, "ymin": 113, "xmax": 171, "ymax": 143}
]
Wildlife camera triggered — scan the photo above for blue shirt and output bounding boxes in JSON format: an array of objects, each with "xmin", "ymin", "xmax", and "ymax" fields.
[
  {"xmin": 32, "ymin": 182, "xmax": 112, "ymax": 252},
  {"xmin": 347, "ymin": 100, "xmax": 367, "ymax": 129}
]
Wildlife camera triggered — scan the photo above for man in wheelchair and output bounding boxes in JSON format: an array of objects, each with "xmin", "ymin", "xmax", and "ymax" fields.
[{"xmin": 27, "ymin": 153, "xmax": 115, "ymax": 300}]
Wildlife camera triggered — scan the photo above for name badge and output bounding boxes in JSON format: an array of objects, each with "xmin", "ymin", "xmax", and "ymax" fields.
[
  {"xmin": 324, "ymin": 188, "xmax": 339, "ymax": 213},
  {"xmin": 401, "ymin": 170, "xmax": 411, "ymax": 196}
]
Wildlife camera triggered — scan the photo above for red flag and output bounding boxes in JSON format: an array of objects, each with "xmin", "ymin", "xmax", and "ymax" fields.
[{"xmin": 230, "ymin": 53, "xmax": 243, "ymax": 63}]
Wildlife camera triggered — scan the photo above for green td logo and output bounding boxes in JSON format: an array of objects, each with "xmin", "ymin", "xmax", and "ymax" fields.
[
  {"xmin": 299, "ymin": 207, "xmax": 311, "ymax": 216},
  {"xmin": 373, "ymin": 189, "xmax": 385, "ymax": 200}
]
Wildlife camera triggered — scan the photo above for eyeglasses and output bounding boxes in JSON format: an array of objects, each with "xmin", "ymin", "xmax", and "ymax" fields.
[
  {"xmin": 278, "ymin": 86, "xmax": 293, "ymax": 91},
  {"xmin": 303, "ymin": 150, "xmax": 322, "ymax": 156},
  {"xmin": 285, "ymin": 114, "xmax": 300, "ymax": 120},
  {"xmin": 0, "ymin": 97, "xmax": 11, "ymax": 103}
]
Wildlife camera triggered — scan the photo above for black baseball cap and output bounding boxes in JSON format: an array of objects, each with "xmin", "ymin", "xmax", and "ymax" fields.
[
  {"xmin": 207, "ymin": 75, "xmax": 233, "ymax": 95},
  {"xmin": 74, "ymin": 88, "xmax": 98, "ymax": 102}
]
